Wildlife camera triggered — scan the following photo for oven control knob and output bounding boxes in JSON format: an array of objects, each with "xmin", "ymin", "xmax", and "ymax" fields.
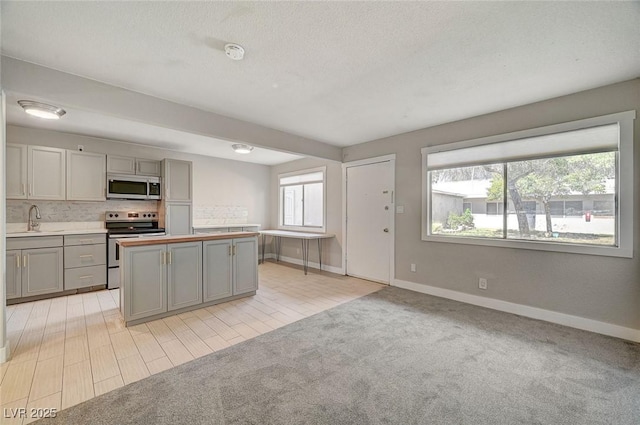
[
  {"xmin": 114, "ymin": 214, "xmax": 119, "ymax": 218},
  {"xmin": 152, "ymin": 213, "xmax": 156, "ymax": 218},
  {"xmin": 109, "ymin": 213, "xmax": 113, "ymax": 217},
  {"xmin": 143, "ymin": 214, "xmax": 147, "ymax": 218}
]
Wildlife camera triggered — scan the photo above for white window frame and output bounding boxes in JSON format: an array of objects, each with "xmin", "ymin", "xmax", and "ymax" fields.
[
  {"xmin": 421, "ymin": 111, "xmax": 635, "ymax": 258},
  {"xmin": 278, "ymin": 166, "xmax": 327, "ymax": 232}
]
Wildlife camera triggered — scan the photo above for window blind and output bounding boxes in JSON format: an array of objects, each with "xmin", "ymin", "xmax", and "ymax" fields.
[{"xmin": 426, "ymin": 123, "xmax": 618, "ymax": 170}]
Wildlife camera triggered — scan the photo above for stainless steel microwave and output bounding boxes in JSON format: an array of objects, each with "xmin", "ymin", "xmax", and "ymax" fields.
[{"xmin": 107, "ymin": 174, "xmax": 161, "ymax": 200}]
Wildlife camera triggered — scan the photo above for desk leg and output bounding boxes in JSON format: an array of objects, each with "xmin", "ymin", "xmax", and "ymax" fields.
[
  {"xmin": 317, "ymin": 239, "xmax": 322, "ymax": 272},
  {"xmin": 302, "ymin": 239, "xmax": 309, "ymax": 275},
  {"xmin": 261, "ymin": 234, "xmax": 266, "ymax": 264}
]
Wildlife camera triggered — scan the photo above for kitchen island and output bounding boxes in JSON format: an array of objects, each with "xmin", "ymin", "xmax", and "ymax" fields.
[{"xmin": 117, "ymin": 232, "xmax": 259, "ymax": 326}]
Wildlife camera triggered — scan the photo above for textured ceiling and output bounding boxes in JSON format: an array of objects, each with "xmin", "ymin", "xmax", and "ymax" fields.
[{"xmin": 2, "ymin": 1, "xmax": 640, "ymax": 150}]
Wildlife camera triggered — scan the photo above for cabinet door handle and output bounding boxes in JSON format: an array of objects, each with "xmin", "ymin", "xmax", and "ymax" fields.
[
  {"xmin": 79, "ymin": 275, "xmax": 93, "ymax": 280},
  {"xmin": 161, "ymin": 252, "xmax": 166, "ymax": 265},
  {"xmin": 22, "ymin": 183, "xmax": 26, "ymax": 196},
  {"xmin": 228, "ymin": 245, "xmax": 232, "ymax": 256},
  {"xmin": 28, "ymin": 183, "xmax": 32, "ymax": 196},
  {"xmin": 79, "ymin": 254, "xmax": 94, "ymax": 258},
  {"xmin": 168, "ymin": 252, "xmax": 172, "ymax": 265},
  {"xmin": 17, "ymin": 255, "xmax": 21, "ymax": 268},
  {"xmin": 79, "ymin": 239, "xmax": 94, "ymax": 244},
  {"xmin": 232, "ymin": 245, "xmax": 236, "ymax": 256},
  {"xmin": 23, "ymin": 256, "xmax": 27, "ymax": 267}
]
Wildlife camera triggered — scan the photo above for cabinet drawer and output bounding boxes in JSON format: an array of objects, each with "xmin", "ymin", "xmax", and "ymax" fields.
[
  {"xmin": 7, "ymin": 236, "xmax": 63, "ymax": 250},
  {"xmin": 64, "ymin": 233, "xmax": 106, "ymax": 246},
  {"xmin": 64, "ymin": 265, "xmax": 106, "ymax": 290},
  {"xmin": 64, "ymin": 244, "xmax": 106, "ymax": 268},
  {"xmin": 228, "ymin": 227, "xmax": 243, "ymax": 232}
]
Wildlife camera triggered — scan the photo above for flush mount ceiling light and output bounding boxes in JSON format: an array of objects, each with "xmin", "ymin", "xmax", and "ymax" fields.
[
  {"xmin": 224, "ymin": 43, "xmax": 245, "ymax": 61},
  {"xmin": 18, "ymin": 100, "xmax": 66, "ymax": 120},
  {"xmin": 232, "ymin": 144, "xmax": 254, "ymax": 154}
]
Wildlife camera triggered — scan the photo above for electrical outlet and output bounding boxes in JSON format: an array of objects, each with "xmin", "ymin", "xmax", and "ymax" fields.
[
  {"xmin": 478, "ymin": 278, "xmax": 488, "ymax": 290},
  {"xmin": 410, "ymin": 263, "xmax": 416, "ymax": 272}
]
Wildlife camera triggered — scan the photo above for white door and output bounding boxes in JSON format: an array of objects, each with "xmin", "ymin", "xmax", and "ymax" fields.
[{"xmin": 346, "ymin": 160, "xmax": 393, "ymax": 284}]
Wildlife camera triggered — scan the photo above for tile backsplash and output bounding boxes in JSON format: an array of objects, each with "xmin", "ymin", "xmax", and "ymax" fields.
[
  {"xmin": 6, "ymin": 200, "xmax": 158, "ymax": 223},
  {"xmin": 7, "ymin": 200, "xmax": 252, "ymax": 225},
  {"xmin": 193, "ymin": 205, "xmax": 249, "ymax": 225}
]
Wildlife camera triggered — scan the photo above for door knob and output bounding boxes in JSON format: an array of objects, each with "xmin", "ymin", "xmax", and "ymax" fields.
[{"xmin": 383, "ymin": 228, "xmax": 389, "ymax": 233}]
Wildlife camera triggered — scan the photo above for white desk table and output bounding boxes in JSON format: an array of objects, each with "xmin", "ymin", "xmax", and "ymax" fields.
[{"xmin": 260, "ymin": 230, "xmax": 335, "ymax": 274}]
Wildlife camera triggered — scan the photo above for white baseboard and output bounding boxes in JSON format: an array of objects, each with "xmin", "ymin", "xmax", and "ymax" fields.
[
  {"xmin": 0, "ymin": 341, "xmax": 10, "ymax": 363},
  {"xmin": 392, "ymin": 278, "xmax": 640, "ymax": 343},
  {"xmin": 262, "ymin": 253, "xmax": 345, "ymax": 275}
]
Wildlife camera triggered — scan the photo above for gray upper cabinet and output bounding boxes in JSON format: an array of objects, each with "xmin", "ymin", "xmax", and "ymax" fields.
[
  {"xmin": 162, "ymin": 159, "xmax": 192, "ymax": 202},
  {"xmin": 6, "ymin": 250, "xmax": 22, "ymax": 299},
  {"xmin": 107, "ymin": 155, "xmax": 136, "ymax": 175},
  {"xmin": 6, "ymin": 144, "xmax": 28, "ymax": 199},
  {"xmin": 165, "ymin": 203, "xmax": 193, "ymax": 236},
  {"xmin": 203, "ymin": 239, "xmax": 233, "ymax": 302},
  {"xmin": 122, "ymin": 244, "xmax": 167, "ymax": 321},
  {"xmin": 107, "ymin": 155, "xmax": 161, "ymax": 176},
  {"xmin": 28, "ymin": 146, "xmax": 66, "ymax": 200},
  {"xmin": 66, "ymin": 151, "xmax": 107, "ymax": 201},
  {"xmin": 7, "ymin": 144, "xmax": 66, "ymax": 200},
  {"xmin": 136, "ymin": 159, "xmax": 161, "ymax": 176},
  {"xmin": 22, "ymin": 247, "xmax": 64, "ymax": 297},
  {"xmin": 167, "ymin": 242, "xmax": 203, "ymax": 311},
  {"xmin": 233, "ymin": 237, "xmax": 258, "ymax": 295}
]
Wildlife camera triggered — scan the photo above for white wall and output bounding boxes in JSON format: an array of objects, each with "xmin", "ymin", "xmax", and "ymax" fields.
[
  {"xmin": 1, "ymin": 90, "xmax": 8, "ymax": 362},
  {"xmin": 6, "ymin": 125, "xmax": 271, "ymax": 227},
  {"xmin": 343, "ymin": 79, "xmax": 640, "ymax": 331},
  {"xmin": 270, "ymin": 158, "xmax": 343, "ymax": 272}
]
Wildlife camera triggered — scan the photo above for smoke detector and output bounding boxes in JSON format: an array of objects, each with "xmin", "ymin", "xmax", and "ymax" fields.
[{"xmin": 224, "ymin": 43, "xmax": 245, "ymax": 61}]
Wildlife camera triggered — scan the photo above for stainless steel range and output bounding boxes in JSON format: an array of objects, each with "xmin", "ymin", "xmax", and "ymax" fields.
[{"xmin": 106, "ymin": 211, "xmax": 165, "ymax": 289}]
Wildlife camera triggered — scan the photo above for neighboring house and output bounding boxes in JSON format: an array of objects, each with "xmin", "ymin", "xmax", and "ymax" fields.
[{"xmin": 432, "ymin": 179, "xmax": 615, "ymax": 235}]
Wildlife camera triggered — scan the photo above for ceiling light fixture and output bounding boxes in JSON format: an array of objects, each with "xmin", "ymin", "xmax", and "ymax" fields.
[
  {"xmin": 224, "ymin": 43, "xmax": 245, "ymax": 61},
  {"xmin": 232, "ymin": 144, "xmax": 253, "ymax": 154},
  {"xmin": 18, "ymin": 100, "xmax": 66, "ymax": 120}
]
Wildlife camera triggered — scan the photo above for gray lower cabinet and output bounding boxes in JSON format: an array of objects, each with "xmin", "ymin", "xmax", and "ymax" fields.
[
  {"xmin": 203, "ymin": 239, "xmax": 233, "ymax": 302},
  {"xmin": 6, "ymin": 250, "xmax": 22, "ymax": 299},
  {"xmin": 168, "ymin": 242, "xmax": 202, "ymax": 311},
  {"xmin": 120, "ymin": 236, "xmax": 258, "ymax": 325},
  {"xmin": 122, "ymin": 245, "xmax": 167, "ymax": 322},
  {"xmin": 233, "ymin": 237, "xmax": 259, "ymax": 295},
  {"xmin": 63, "ymin": 234, "xmax": 107, "ymax": 290},
  {"xmin": 22, "ymin": 247, "xmax": 64, "ymax": 297}
]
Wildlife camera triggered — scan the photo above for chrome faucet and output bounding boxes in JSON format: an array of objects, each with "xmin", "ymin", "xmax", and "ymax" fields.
[{"xmin": 28, "ymin": 204, "xmax": 42, "ymax": 231}]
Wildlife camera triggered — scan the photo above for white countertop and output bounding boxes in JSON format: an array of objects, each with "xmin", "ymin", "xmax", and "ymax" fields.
[
  {"xmin": 7, "ymin": 229, "xmax": 108, "ymax": 238},
  {"xmin": 192, "ymin": 224, "xmax": 261, "ymax": 229},
  {"xmin": 259, "ymin": 230, "xmax": 335, "ymax": 239}
]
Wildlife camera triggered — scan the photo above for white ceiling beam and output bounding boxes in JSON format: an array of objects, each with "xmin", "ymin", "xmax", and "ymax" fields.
[{"xmin": 1, "ymin": 56, "xmax": 342, "ymax": 162}]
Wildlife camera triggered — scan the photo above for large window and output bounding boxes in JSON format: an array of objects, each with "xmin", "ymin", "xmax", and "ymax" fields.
[
  {"xmin": 279, "ymin": 167, "xmax": 326, "ymax": 231},
  {"xmin": 422, "ymin": 111, "xmax": 635, "ymax": 257}
]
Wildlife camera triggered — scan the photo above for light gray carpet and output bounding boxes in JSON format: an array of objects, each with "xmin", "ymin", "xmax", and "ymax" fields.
[{"xmin": 40, "ymin": 287, "xmax": 640, "ymax": 424}]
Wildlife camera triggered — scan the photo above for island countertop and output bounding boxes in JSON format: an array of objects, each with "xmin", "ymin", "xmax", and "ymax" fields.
[{"xmin": 116, "ymin": 231, "xmax": 259, "ymax": 247}]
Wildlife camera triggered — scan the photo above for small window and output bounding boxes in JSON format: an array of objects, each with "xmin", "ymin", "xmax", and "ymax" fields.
[
  {"xmin": 564, "ymin": 201, "xmax": 583, "ymax": 216},
  {"xmin": 278, "ymin": 167, "xmax": 326, "ymax": 231},
  {"xmin": 422, "ymin": 111, "xmax": 635, "ymax": 258},
  {"xmin": 463, "ymin": 202, "xmax": 472, "ymax": 213}
]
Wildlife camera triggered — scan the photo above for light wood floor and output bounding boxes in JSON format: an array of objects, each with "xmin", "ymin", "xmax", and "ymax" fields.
[{"xmin": 0, "ymin": 262, "xmax": 383, "ymax": 424}]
